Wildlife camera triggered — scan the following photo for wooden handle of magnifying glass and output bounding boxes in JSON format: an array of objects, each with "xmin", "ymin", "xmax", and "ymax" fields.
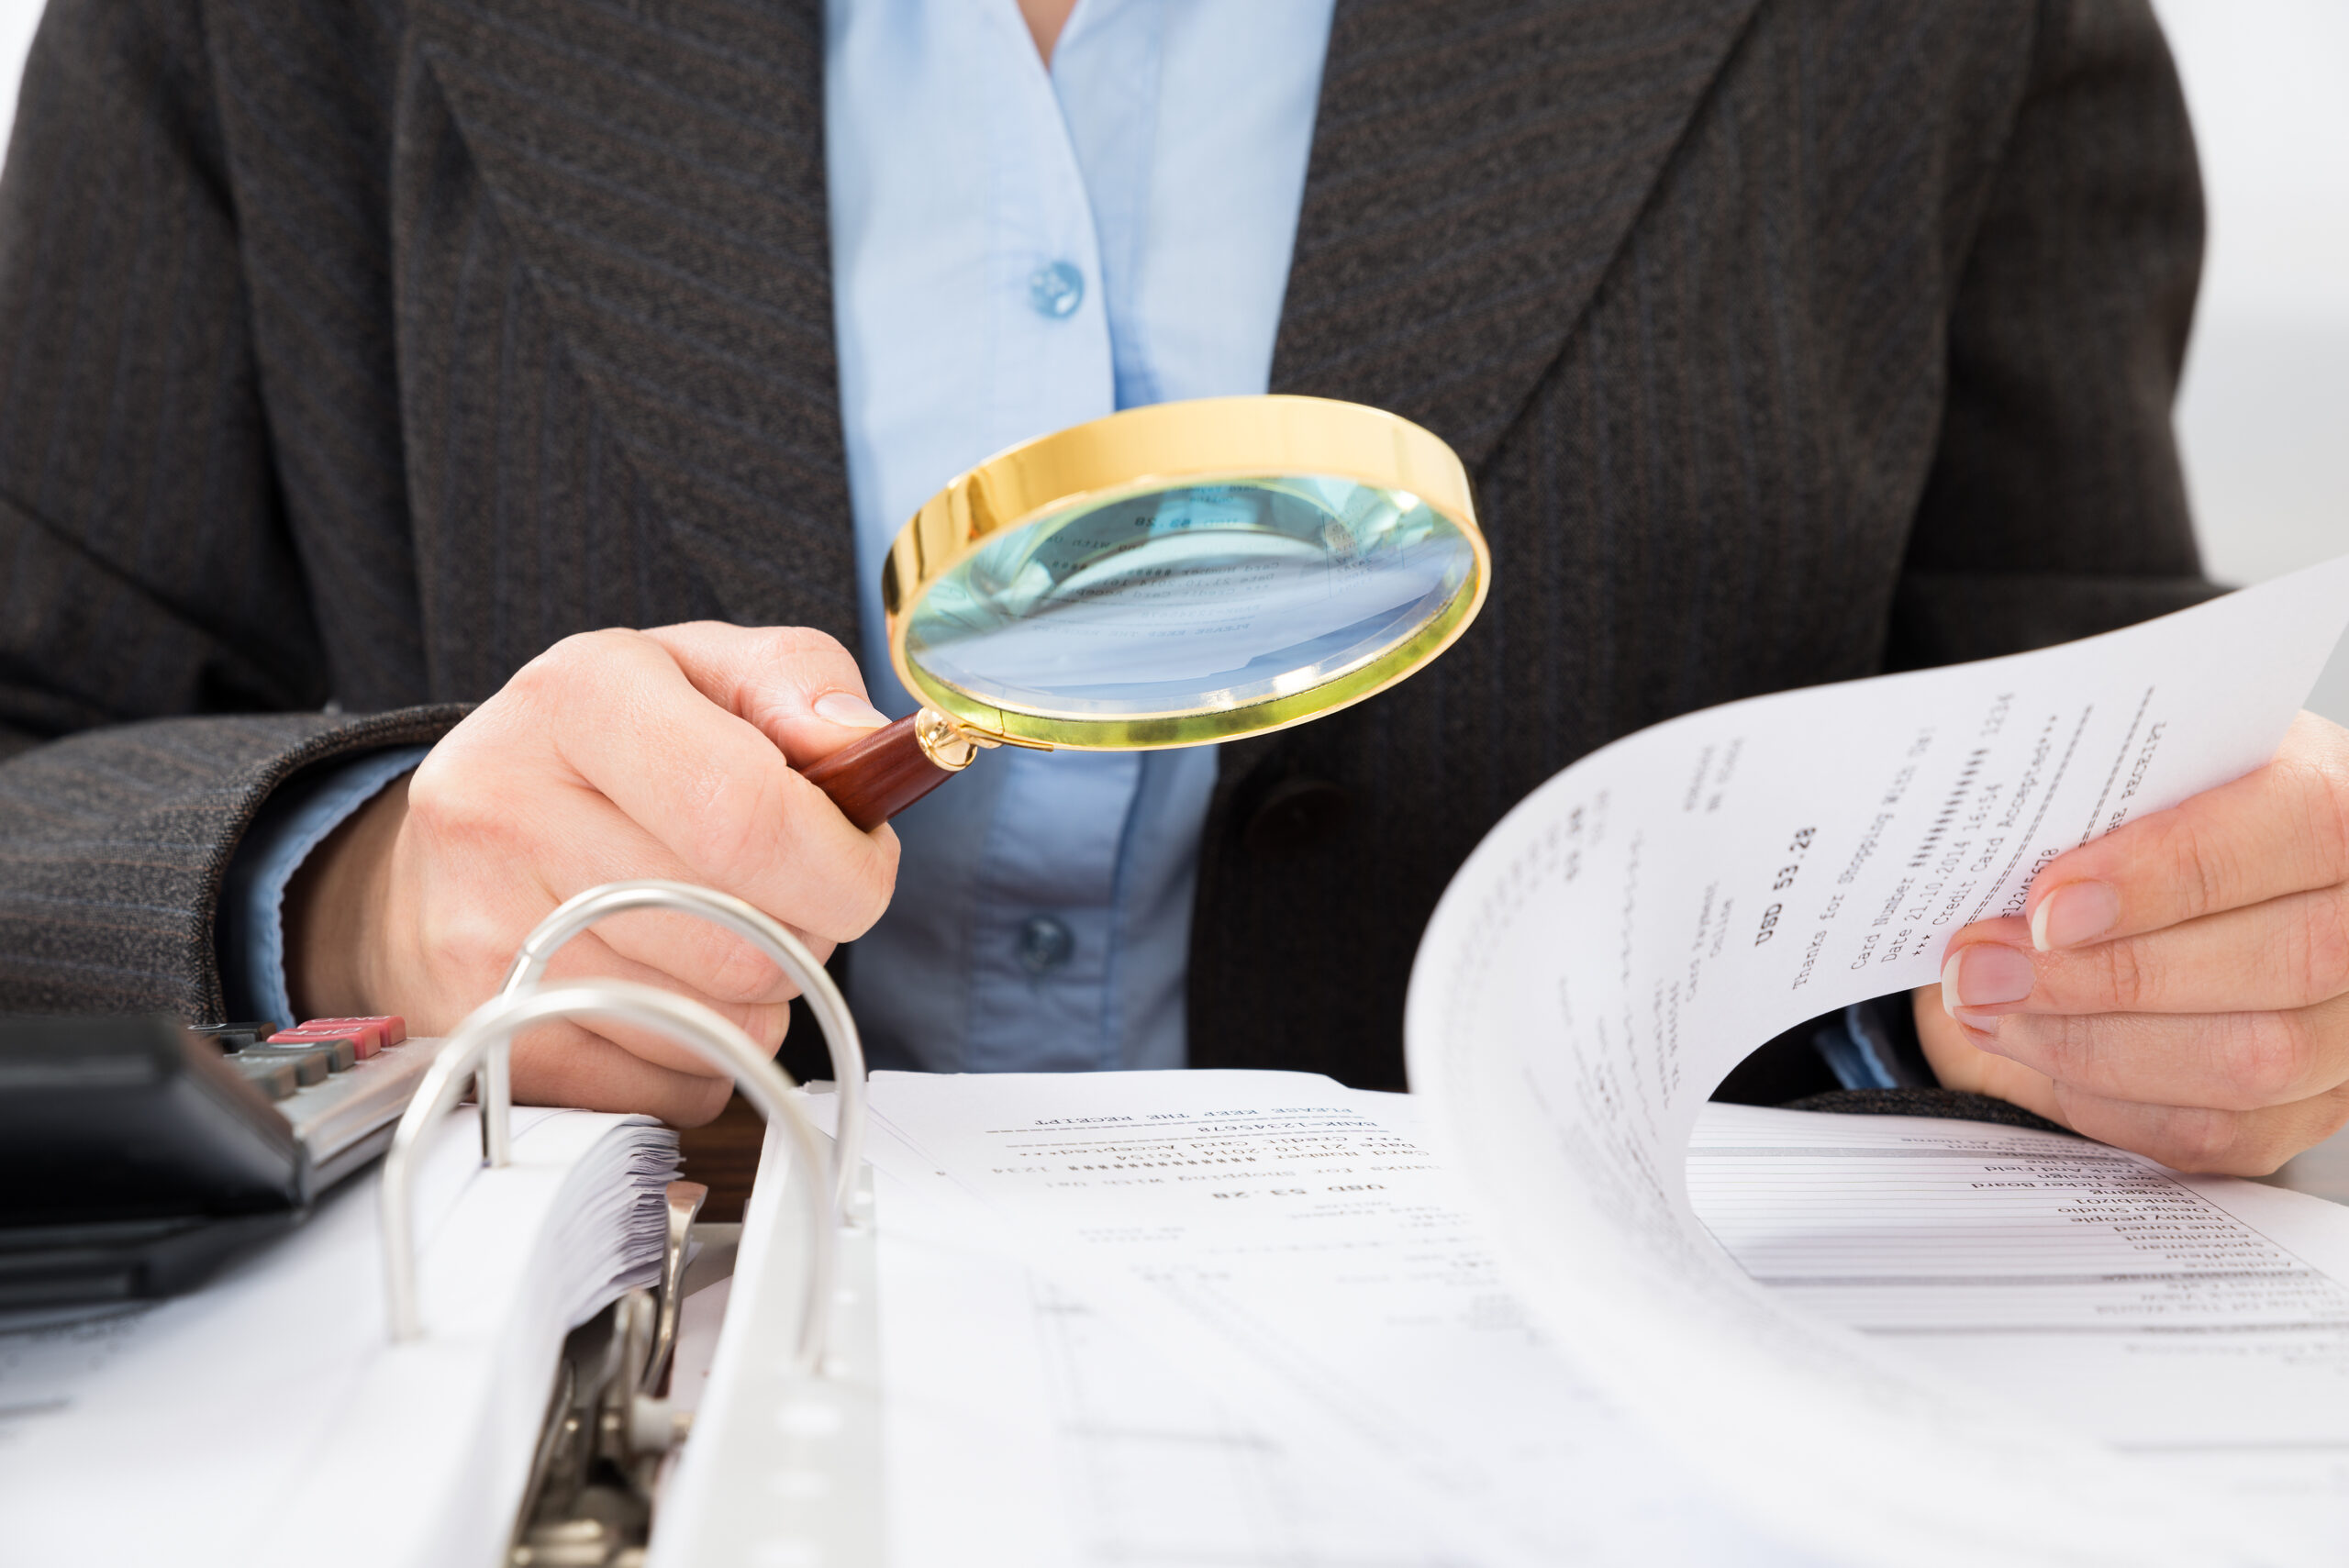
[{"xmin": 800, "ymin": 715, "xmax": 963, "ymax": 832}]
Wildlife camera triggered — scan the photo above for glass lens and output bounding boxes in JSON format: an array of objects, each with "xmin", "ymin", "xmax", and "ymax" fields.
[{"xmin": 904, "ymin": 476, "xmax": 1478, "ymax": 721}]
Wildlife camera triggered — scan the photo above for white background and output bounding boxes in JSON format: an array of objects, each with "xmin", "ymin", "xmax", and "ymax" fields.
[
  {"xmin": 0, "ymin": 0, "xmax": 2337, "ymax": 711},
  {"xmin": 2152, "ymin": 0, "xmax": 2349, "ymax": 720}
]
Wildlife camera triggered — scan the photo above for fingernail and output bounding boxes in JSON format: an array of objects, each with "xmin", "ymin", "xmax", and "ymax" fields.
[
  {"xmin": 1943, "ymin": 942, "xmax": 2036, "ymax": 1011},
  {"xmin": 813, "ymin": 690, "xmax": 889, "ymax": 729},
  {"xmin": 2031, "ymin": 880, "xmax": 2120, "ymax": 951}
]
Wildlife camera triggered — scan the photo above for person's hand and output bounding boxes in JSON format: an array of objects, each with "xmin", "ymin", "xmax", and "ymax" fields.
[
  {"xmin": 286, "ymin": 624, "xmax": 899, "ymax": 1126},
  {"xmin": 1916, "ymin": 711, "xmax": 2349, "ymax": 1174}
]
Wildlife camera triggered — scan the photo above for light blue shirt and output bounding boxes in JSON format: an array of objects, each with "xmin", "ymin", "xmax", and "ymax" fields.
[
  {"xmin": 225, "ymin": 0, "xmax": 1336, "ymax": 1070},
  {"xmin": 221, "ymin": 745, "xmax": 429, "ymax": 1028},
  {"xmin": 827, "ymin": 0, "xmax": 1334, "ymax": 1073}
]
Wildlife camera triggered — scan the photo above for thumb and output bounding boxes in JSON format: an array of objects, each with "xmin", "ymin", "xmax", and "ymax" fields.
[{"xmin": 640, "ymin": 621, "xmax": 892, "ymax": 767}]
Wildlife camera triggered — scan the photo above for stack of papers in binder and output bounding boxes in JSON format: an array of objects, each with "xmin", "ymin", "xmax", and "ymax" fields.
[{"xmin": 0, "ymin": 1105, "xmax": 677, "ymax": 1568}]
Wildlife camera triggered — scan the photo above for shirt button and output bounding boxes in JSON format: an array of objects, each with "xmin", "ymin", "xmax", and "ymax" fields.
[
  {"xmin": 1017, "ymin": 914, "xmax": 1075, "ymax": 974},
  {"xmin": 1027, "ymin": 261, "xmax": 1085, "ymax": 319}
]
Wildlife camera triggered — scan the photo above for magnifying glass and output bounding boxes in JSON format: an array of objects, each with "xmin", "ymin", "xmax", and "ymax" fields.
[{"xmin": 801, "ymin": 395, "xmax": 1489, "ymax": 829}]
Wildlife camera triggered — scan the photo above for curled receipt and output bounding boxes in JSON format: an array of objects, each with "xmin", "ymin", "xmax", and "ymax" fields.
[{"xmin": 1407, "ymin": 557, "xmax": 2349, "ymax": 1568}]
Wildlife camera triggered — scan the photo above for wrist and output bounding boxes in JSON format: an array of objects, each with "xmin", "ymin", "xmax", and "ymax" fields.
[{"xmin": 285, "ymin": 773, "xmax": 410, "ymax": 1018}]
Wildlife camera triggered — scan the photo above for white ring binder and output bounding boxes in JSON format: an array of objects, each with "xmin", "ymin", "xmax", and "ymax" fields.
[
  {"xmin": 379, "ymin": 982, "xmax": 835, "ymax": 1362},
  {"xmin": 495, "ymin": 879, "xmax": 869, "ymax": 1226},
  {"xmin": 380, "ymin": 878, "xmax": 872, "ymax": 1365}
]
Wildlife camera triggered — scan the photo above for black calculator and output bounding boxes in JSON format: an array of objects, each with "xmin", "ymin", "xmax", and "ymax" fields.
[{"xmin": 0, "ymin": 1013, "xmax": 438, "ymax": 1307}]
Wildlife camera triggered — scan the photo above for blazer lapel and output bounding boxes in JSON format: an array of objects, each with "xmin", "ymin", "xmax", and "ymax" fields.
[
  {"xmin": 1275, "ymin": 0, "xmax": 1765, "ymax": 469},
  {"xmin": 406, "ymin": 0, "xmax": 1760, "ymax": 637},
  {"xmin": 407, "ymin": 0, "xmax": 855, "ymax": 640}
]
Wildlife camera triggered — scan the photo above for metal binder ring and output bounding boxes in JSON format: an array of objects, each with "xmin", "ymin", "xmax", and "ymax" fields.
[
  {"xmin": 480, "ymin": 880, "xmax": 868, "ymax": 1228},
  {"xmin": 379, "ymin": 982, "xmax": 835, "ymax": 1373}
]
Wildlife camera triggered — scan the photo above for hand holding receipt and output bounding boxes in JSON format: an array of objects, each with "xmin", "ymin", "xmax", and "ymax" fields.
[
  {"xmin": 1920, "ymin": 704, "xmax": 2349, "ymax": 1173},
  {"xmin": 1408, "ymin": 553, "xmax": 2349, "ymax": 1566}
]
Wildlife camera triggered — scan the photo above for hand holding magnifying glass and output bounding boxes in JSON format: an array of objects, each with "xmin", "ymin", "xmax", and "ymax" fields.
[
  {"xmin": 280, "ymin": 395, "xmax": 1484, "ymax": 1121},
  {"xmin": 802, "ymin": 395, "xmax": 1491, "ymax": 828}
]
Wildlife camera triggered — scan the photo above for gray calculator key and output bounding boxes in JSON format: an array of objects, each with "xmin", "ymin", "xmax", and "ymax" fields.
[
  {"xmin": 246, "ymin": 1046, "xmax": 334, "ymax": 1085},
  {"xmin": 231, "ymin": 1056, "xmax": 299, "ymax": 1100},
  {"xmin": 268, "ymin": 1037, "xmax": 357, "ymax": 1073},
  {"xmin": 194, "ymin": 1020, "xmax": 281, "ymax": 1050}
]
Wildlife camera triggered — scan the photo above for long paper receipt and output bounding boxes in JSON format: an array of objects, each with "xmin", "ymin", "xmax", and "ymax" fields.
[{"xmin": 1408, "ymin": 555, "xmax": 2349, "ymax": 1566}]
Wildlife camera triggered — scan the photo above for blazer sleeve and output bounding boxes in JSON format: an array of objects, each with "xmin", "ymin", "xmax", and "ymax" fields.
[
  {"xmin": 1891, "ymin": 0, "xmax": 2222, "ymax": 671},
  {"xmin": 0, "ymin": 0, "xmax": 461, "ymax": 1020}
]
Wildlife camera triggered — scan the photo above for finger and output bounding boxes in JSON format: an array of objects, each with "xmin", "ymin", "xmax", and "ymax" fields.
[
  {"xmin": 522, "ymin": 800, "xmax": 839, "ymax": 1006},
  {"xmin": 400, "ymin": 749, "xmax": 843, "ymax": 1008},
  {"xmin": 531, "ymin": 929, "xmax": 793, "ymax": 1076},
  {"xmin": 641, "ymin": 621, "xmax": 892, "ymax": 767},
  {"xmin": 514, "ymin": 628, "xmax": 899, "ymax": 940},
  {"xmin": 1915, "ymin": 988, "xmax": 2349, "ymax": 1175},
  {"xmin": 1942, "ymin": 884, "xmax": 2349, "ymax": 1018},
  {"xmin": 2021, "ymin": 710, "xmax": 2349, "ymax": 951},
  {"xmin": 1954, "ymin": 992, "xmax": 2349, "ymax": 1112},
  {"xmin": 2045, "ymin": 1076, "xmax": 2349, "ymax": 1178},
  {"xmin": 1912, "ymin": 984, "xmax": 2072, "ymax": 1126},
  {"xmin": 589, "ymin": 906, "xmax": 833, "ymax": 1006},
  {"xmin": 509, "ymin": 1018, "xmax": 740, "ymax": 1127}
]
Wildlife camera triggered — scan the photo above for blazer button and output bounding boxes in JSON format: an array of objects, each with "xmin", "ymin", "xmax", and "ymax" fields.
[{"xmin": 1243, "ymin": 776, "xmax": 1349, "ymax": 860}]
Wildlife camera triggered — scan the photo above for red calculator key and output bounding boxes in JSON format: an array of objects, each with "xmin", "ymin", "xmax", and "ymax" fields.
[
  {"xmin": 301, "ymin": 1015, "xmax": 406, "ymax": 1050},
  {"xmin": 295, "ymin": 1018, "xmax": 381, "ymax": 1054},
  {"xmin": 273, "ymin": 1026, "xmax": 379, "ymax": 1061}
]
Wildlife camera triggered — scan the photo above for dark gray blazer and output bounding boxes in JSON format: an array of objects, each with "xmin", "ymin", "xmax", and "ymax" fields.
[{"xmin": 0, "ymin": 0, "xmax": 2213, "ymax": 1090}]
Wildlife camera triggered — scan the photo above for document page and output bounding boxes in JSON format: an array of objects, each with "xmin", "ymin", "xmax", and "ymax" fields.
[
  {"xmin": 1405, "ymin": 558, "xmax": 2349, "ymax": 1566},
  {"xmin": 1687, "ymin": 1104, "xmax": 2349, "ymax": 1462},
  {"xmin": 794, "ymin": 1096, "xmax": 1499, "ymax": 1568},
  {"xmin": 866, "ymin": 1069, "xmax": 1813, "ymax": 1567}
]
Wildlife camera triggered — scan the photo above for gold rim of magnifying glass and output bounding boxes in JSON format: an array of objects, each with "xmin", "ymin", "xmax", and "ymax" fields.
[{"xmin": 881, "ymin": 395, "xmax": 1488, "ymax": 751}]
